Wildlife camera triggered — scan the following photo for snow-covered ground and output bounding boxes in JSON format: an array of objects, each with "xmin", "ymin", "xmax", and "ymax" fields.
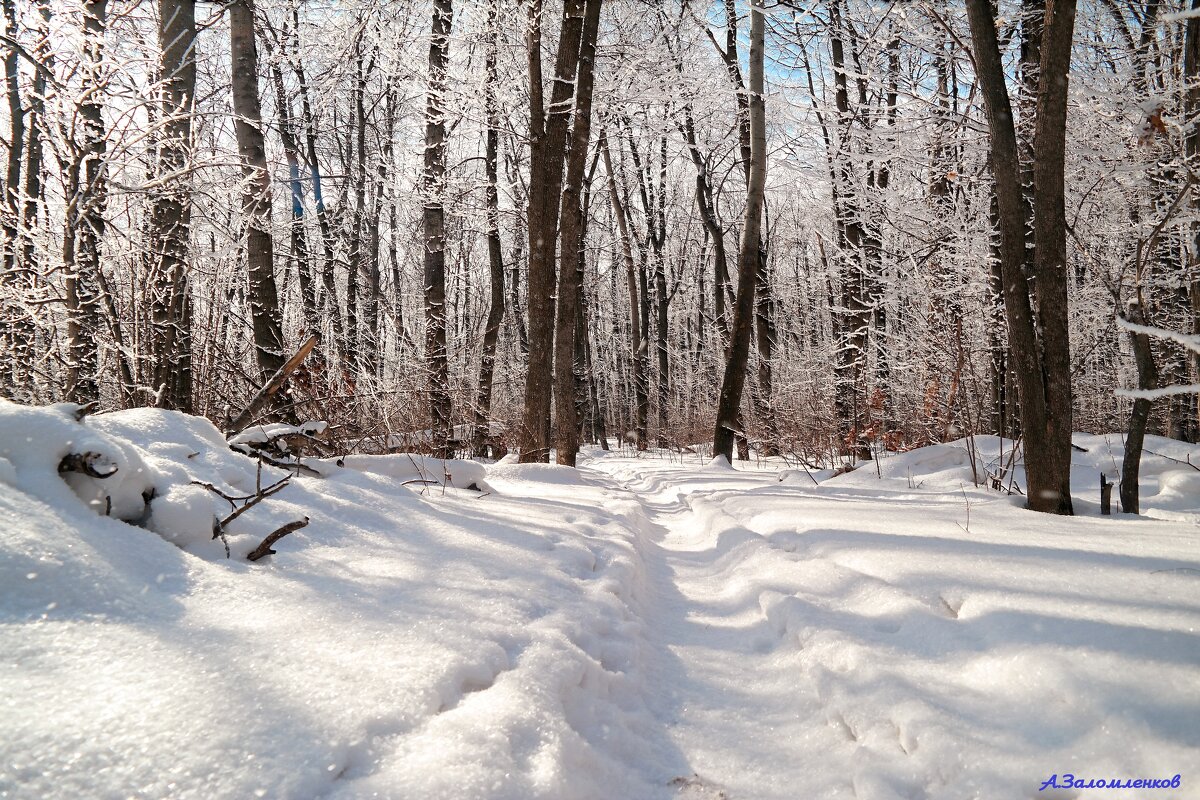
[{"xmin": 2, "ymin": 402, "xmax": 1198, "ymax": 799}]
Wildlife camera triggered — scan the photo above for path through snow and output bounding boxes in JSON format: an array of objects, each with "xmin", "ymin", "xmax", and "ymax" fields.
[{"xmin": 585, "ymin": 450, "xmax": 1199, "ymax": 800}]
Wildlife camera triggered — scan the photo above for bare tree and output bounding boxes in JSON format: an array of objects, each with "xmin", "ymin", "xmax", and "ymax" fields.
[
  {"xmin": 148, "ymin": 0, "xmax": 196, "ymax": 411},
  {"xmin": 518, "ymin": 0, "xmax": 587, "ymax": 462},
  {"xmin": 713, "ymin": 0, "xmax": 765, "ymax": 463},
  {"xmin": 424, "ymin": 0, "xmax": 452, "ymax": 456},
  {"xmin": 553, "ymin": 0, "xmax": 602, "ymax": 467},
  {"xmin": 967, "ymin": 0, "xmax": 1077, "ymax": 514},
  {"xmin": 229, "ymin": 0, "xmax": 285, "ymax": 380}
]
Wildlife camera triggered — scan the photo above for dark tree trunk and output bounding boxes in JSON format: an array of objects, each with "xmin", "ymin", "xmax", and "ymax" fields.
[
  {"xmin": 230, "ymin": 0, "xmax": 285, "ymax": 381},
  {"xmin": 423, "ymin": 0, "xmax": 453, "ymax": 457},
  {"xmin": 713, "ymin": 0, "xmax": 766, "ymax": 463},
  {"xmin": 474, "ymin": 0, "xmax": 505, "ymax": 459},
  {"xmin": 148, "ymin": 0, "xmax": 196, "ymax": 412},
  {"xmin": 552, "ymin": 0, "xmax": 602, "ymax": 467},
  {"xmin": 1188, "ymin": 0, "xmax": 1200, "ymax": 437},
  {"xmin": 966, "ymin": 0, "xmax": 1076, "ymax": 514},
  {"xmin": 1, "ymin": 0, "xmax": 26, "ymax": 396},
  {"xmin": 518, "ymin": 0, "xmax": 586, "ymax": 462},
  {"xmin": 1120, "ymin": 300, "xmax": 1159, "ymax": 513}
]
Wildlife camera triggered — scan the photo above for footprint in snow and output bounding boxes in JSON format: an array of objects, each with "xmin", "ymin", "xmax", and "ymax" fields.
[{"xmin": 670, "ymin": 774, "xmax": 730, "ymax": 799}]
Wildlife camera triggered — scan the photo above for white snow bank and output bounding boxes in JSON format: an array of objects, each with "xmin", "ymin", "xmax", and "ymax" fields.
[
  {"xmin": 1, "ymin": 404, "xmax": 682, "ymax": 799},
  {"xmin": 821, "ymin": 433, "xmax": 1200, "ymax": 519}
]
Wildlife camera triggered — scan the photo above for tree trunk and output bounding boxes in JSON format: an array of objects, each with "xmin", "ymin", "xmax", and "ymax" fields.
[
  {"xmin": 713, "ymin": 0, "xmax": 765, "ymax": 463},
  {"xmin": 293, "ymin": 37, "xmax": 344, "ymax": 363},
  {"xmin": 1183, "ymin": 0, "xmax": 1200, "ymax": 443},
  {"xmin": 553, "ymin": 0, "xmax": 602, "ymax": 467},
  {"xmin": 1029, "ymin": 0, "xmax": 1077, "ymax": 514},
  {"xmin": 423, "ymin": 0, "xmax": 452, "ymax": 457},
  {"xmin": 966, "ymin": 0, "xmax": 1076, "ymax": 514},
  {"xmin": 230, "ymin": 0, "xmax": 285, "ymax": 381},
  {"xmin": 148, "ymin": 0, "xmax": 196, "ymax": 412},
  {"xmin": 1120, "ymin": 300, "xmax": 1159, "ymax": 513},
  {"xmin": 602, "ymin": 132, "xmax": 648, "ymax": 450},
  {"xmin": 474, "ymin": 0, "xmax": 505, "ymax": 459},
  {"xmin": 65, "ymin": 0, "xmax": 109, "ymax": 403},
  {"xmin": 518, "ymin": 0, "xmax": 586, "ymax": 462}
]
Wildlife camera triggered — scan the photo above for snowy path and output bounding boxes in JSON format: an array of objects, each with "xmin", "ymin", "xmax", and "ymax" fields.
[{"xmin": 584, "ymin": 451, "xmax": 1200, "ymax": 800}]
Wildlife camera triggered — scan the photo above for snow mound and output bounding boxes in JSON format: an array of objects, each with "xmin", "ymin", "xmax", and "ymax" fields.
[
  {"xmin": 486, "ymin": 462, "xmax": 589, "ymax": 485},
  {"xmin": 1, "ymin": 403, "xmax": 675, "ymax": 799},
  {"xmin": 313, "ymin": 453, "xmax": 490, "ymax": 491}
]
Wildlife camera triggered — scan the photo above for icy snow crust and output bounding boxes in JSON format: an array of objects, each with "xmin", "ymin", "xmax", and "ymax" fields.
[{"xmin": 1, "ymin": 405, "xmax": 1198, "ymax": 799}]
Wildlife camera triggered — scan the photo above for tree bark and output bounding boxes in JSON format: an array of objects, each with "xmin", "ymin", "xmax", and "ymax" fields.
[
  {"xmin": 966, "ymin": 0, "xmax": 1076, "ymax": 514},
  {"xmin": 65, "ymin": 0, "xmax": 109, "ymax": 403},
  {"xmin": 148, "ymin": 0, "xmax": 196, "ymax": 411},
  {"xmin": 553, "ymin": 0, "xmax": 602, "ymax": 467},
  {"xmin": 473, "ymin": 1, "xmax": 506, "ymax": 459},
  {"xmin": 518, "ymin": 0, "xmax": 587, "ymax": 462},
  {"xmin": 229, "ymin": 0, "xmax": 285, "ymax": 381},
  {"xmin": 713, "ymin": 0, "xmax": 765, "ymax": 463},
  {"xmin": 1120, "ymin": 300, "xmax": 1159, "ymax": 513},
  {"xmin": 424, "ymin": 0, "xmax": 453, "ymax": 457}
]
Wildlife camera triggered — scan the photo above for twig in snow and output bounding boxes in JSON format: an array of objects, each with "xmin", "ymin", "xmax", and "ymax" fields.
[{"xmin": 247, "ymin": 517, "xmax": 309, "ymax": 562}]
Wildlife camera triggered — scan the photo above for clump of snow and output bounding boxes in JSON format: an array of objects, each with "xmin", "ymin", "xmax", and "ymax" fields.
[
  {"xmin": 486, "ymin": 461, "xmax": 587, "ymax": 486},
  {"xmin": 229, "ymin": 420, "xmax": 327, "ymax": 448},
  {"xmin": 148, "ymin": 483, "xmax": 217, "ymax": 548},
  {"xmin": 0, "ymin": 401, "xmax": 161, "ymax": 521}
]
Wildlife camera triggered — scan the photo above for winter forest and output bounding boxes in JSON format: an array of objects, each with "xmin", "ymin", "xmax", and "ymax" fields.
[
  {"xmin": 2, "ymin": 1, "xmax": 1200, "ymax": 798},
  {"xmin": 0, "ymin": 0, "xmax": 1194, "ymax": 483}
]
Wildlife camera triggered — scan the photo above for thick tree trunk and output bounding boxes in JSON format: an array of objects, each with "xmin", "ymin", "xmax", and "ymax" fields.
[
  {"xmin": 423, "ymin": 0, "xmax": 453, "ymax": 457},
  {"xmin": 712, "ymin": 0, "xmax": 765, "ymax": 463},
  {"xmin": 966, "ymin": 0, "xmax": 1076, "ymax": 514},
  {"xmin": 1029, "ymin": 0, "xmax": 1077, "ymax": 514},
  {"xmin": 1184, "ymin": 0, "xmax": 1200, "ymax": 442},
  {"xmin": 1, "ymin": 0, "xmax": 26, "ymax": 396},
  {"xmin": 148, "ymin": 0, "xmax": 196, "ymax": 412},
  {"xmin": 229, "ymin": 0, "xmax": 285, "ymax": 381},
  {"xmin": 65, "ymin": 0, "xmax": 109, "ymax": 403},
  {"xmin": 552, "ymin": 0, "xmax": 602, "ymax": 467},
  {"xmin": 518, "ymin": 0, "xmax": 586, "ymax": 462}
]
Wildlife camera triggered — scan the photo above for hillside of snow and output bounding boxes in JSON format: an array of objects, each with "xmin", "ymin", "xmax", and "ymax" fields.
[{"xmin": 1, "ymin": 401, "xmax": 1197, "ymax": 799}]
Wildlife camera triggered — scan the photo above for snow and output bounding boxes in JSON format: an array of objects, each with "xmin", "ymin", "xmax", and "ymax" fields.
[{"xmin": 2, "ymin": 403, "xmax": 1198, "ymax": 799}]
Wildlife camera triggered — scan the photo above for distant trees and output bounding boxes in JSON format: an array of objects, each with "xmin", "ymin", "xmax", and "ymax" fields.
[{"xmin": 0, "ymin": 0, "xmax": 1194, "ymax": 503}]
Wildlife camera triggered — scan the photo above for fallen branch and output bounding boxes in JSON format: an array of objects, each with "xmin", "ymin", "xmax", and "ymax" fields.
[
  {"xmin": 247, "ymin": 517, "xmax": 309, "ymax": 562},
  {"xmin": 72, "ymin": 401, "xmax": 100, "ymax": 422},
  {"xmin": 218, "ymin": 474, "xmax": 291, "ymax": 530},
  {"xmin": 226, "ymin": 334, "xmax": 319, "ymax": 433}
]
